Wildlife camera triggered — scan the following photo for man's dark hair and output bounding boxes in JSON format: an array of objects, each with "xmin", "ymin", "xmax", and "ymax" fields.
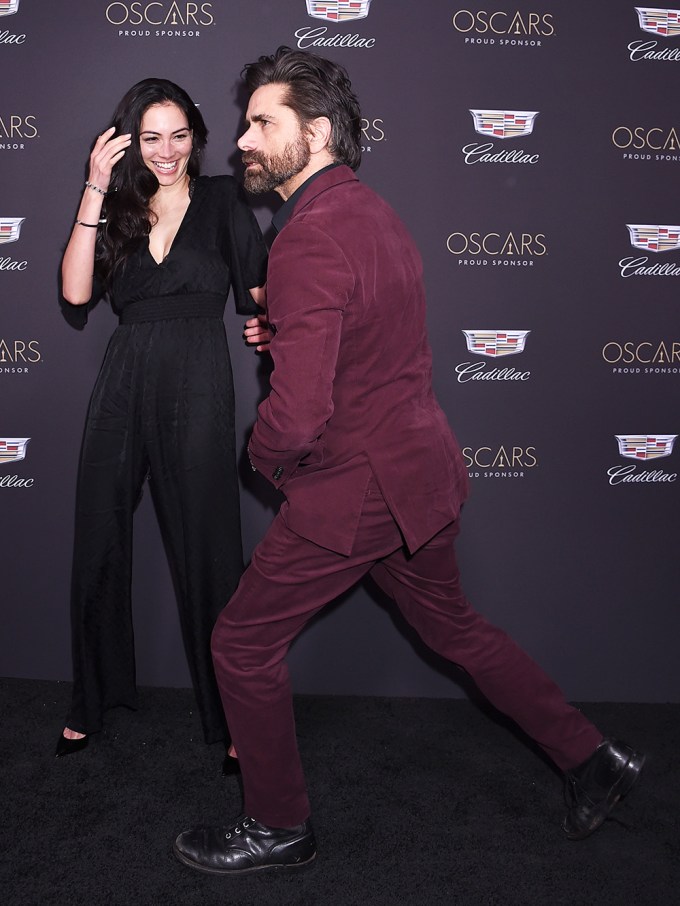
[{"xmin": 242, "ymin": 46, "xmax": 362, "ymax": 171}]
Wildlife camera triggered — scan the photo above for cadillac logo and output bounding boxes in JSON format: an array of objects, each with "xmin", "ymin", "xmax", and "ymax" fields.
[
  {"xmin": 626, "ymin": 224, "xmax": 680, "ymax": 252},
  {"xmin": 615, "ymin": 434, "xmax": 677, "ymax": 460},
  {"xmin": 469, "ymin": 109, "xmax": 539, "ymax": 139},
  {"xmin": 0, "ymin": 0, "xmax": 20, "ymax": 15},
  {"xmin": 306, "ymin": 0, "xmax": 372, "ymax": 21},
  {"xmin": 635, "ymin": 7, "xmax": 680, "ymax": 36},
  {"xmin": 462, "ymin": 330, "xmax": 530, "ymax": 357},
  {"xmin": 0, "ymin": 437, "xmax": 30, "ymax": 464},
  {"xmin": 0, "ymin": 217, "xmax": 25, "ymax": 244}
]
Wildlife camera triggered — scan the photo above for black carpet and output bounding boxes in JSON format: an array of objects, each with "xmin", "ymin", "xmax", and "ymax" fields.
[{"xmin": 2, "ymin": 678, "xmax": 678, "ymax": 905}]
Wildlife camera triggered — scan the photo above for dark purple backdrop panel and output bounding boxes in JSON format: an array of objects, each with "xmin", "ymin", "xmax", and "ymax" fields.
[{"xmin": 1, "ymin": 1, "xmax": 678, "ymax": 701}]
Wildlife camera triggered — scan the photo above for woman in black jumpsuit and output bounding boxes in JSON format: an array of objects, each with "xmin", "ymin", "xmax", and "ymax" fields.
[{"xmin": 58, "ymin": 79, "xmax": 267, "ymax": 754}]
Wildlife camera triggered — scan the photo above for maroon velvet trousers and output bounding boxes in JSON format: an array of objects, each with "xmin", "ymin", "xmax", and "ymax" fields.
[{"xmin": 212, "ymin": 479, "xmax": 602, "ymax": 827}]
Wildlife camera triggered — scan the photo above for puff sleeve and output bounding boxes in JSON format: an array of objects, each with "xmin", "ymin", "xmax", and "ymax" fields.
[{"xmin": 224, "ymin": 179, "xmax": 268, "ymax": 316}]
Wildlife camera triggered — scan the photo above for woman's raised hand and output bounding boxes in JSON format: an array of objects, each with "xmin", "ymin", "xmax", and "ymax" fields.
[
  {"xmin": 62, "ymin": 128, "xmax": 132, "ymax": 304},
  {"xmin": 87, "ymin": 126, "xmax": 132, "ymax": 192}
]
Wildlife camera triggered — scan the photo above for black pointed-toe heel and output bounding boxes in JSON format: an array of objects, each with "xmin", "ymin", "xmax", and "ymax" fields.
[
  {"xmin": 222, "ymin": 754, "xmax": 240, "ymax": 776},
  {"xmin": 55, "ymin": 732, "xmax": 89, "ymax": 758}
]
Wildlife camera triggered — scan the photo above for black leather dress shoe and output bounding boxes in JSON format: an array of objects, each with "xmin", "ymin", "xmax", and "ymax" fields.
[
  {"xmin": 55, "ymin": 732, "xmax": 88, "ymax": 757},
  {"xmin": 563, "ymin": 738, "xmax": 645, "ymax": 840},
  {"xmin": 173, "ymin": 815, "xmax": 316, "ymax": 875}
]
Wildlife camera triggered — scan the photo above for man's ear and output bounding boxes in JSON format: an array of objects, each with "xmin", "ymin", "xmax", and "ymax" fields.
[{"xmin": 306, "ymin": 116, "xmax": 332, "ymax": 154}]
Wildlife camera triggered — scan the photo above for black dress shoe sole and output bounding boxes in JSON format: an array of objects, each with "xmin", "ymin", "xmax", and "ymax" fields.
[
  {"xmin": 172, "ymin": 842, "xmax": 316, "ymax": 875},
  {"xmin": 563, "ymin": 750, "xmax": 646, "ymax": 840}
]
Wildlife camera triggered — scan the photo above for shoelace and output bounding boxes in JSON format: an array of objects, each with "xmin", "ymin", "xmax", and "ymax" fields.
[
  {"xmin": 565, "ymin": 776, "xmax": 597, "ymax": 807},
  {"xmin": 224, "ymin": 817, "xmax": 255, "ymax": 840}
]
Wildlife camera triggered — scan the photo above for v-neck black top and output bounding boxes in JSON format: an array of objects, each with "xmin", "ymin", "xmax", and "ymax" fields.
[{"xmin": 108, "ymin": 175, "xmax": 267, "ymax": 316}]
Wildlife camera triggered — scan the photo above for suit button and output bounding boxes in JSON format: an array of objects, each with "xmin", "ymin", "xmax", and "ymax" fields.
[{"xmin": 272, "ymin": 466, "xmax": 284, "ymax": 480}]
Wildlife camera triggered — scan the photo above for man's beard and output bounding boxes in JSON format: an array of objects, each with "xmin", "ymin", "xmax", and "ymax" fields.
[{"xmin": 243, "ymin": 135, "xmax": 311, "ymax": 194}]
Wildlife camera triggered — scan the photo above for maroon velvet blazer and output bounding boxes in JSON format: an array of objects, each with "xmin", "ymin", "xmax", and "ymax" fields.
[{"xmin": 248, "ymin": 165, "xmax": 468, "ymax": 556}]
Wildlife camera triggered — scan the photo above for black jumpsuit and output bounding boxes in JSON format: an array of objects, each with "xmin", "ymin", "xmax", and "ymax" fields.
[{"xmin": 66, "ymin": 176, "xmax": 268, "ymax": 744}]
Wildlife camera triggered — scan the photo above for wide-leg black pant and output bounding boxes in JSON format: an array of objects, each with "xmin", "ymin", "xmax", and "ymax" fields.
[{"xmin": 67, "ymin": 315, "xmax": 243, "ymax": 744}]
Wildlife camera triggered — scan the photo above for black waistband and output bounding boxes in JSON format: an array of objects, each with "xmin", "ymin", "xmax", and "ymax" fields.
[{"xmin": 118, "ymin": 293, "xmax": 225, "ymax": 324}]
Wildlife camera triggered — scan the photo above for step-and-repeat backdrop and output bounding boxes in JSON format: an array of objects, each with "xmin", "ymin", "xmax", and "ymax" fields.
[{"xmin": 2, "ymin": 1, "xmax": 679, "ymax": 702}]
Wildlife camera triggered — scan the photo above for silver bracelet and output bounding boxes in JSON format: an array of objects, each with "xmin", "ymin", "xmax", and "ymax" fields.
[{"xmin": 85, "ymin": 180, "xmax": 107, "ymax": 196}]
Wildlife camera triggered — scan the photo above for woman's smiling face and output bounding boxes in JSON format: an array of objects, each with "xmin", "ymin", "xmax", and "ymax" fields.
[{"xmin": 139, "ymin": 102, "xmax": 193, "ymax": 186}]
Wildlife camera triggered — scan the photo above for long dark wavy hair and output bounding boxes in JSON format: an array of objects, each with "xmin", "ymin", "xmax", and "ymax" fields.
[
  {"xmin": 96, "ymin": 78, "xmax": 208, "ymax": 281},
  {"xmin": 242, "ymin": 47, "xmax": 362, "ymax": 171}
]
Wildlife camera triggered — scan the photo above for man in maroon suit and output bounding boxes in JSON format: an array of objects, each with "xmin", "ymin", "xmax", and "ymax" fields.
[{"xmin": 174, "ymin": 48, "xmax": 644, "ymax": 875}]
